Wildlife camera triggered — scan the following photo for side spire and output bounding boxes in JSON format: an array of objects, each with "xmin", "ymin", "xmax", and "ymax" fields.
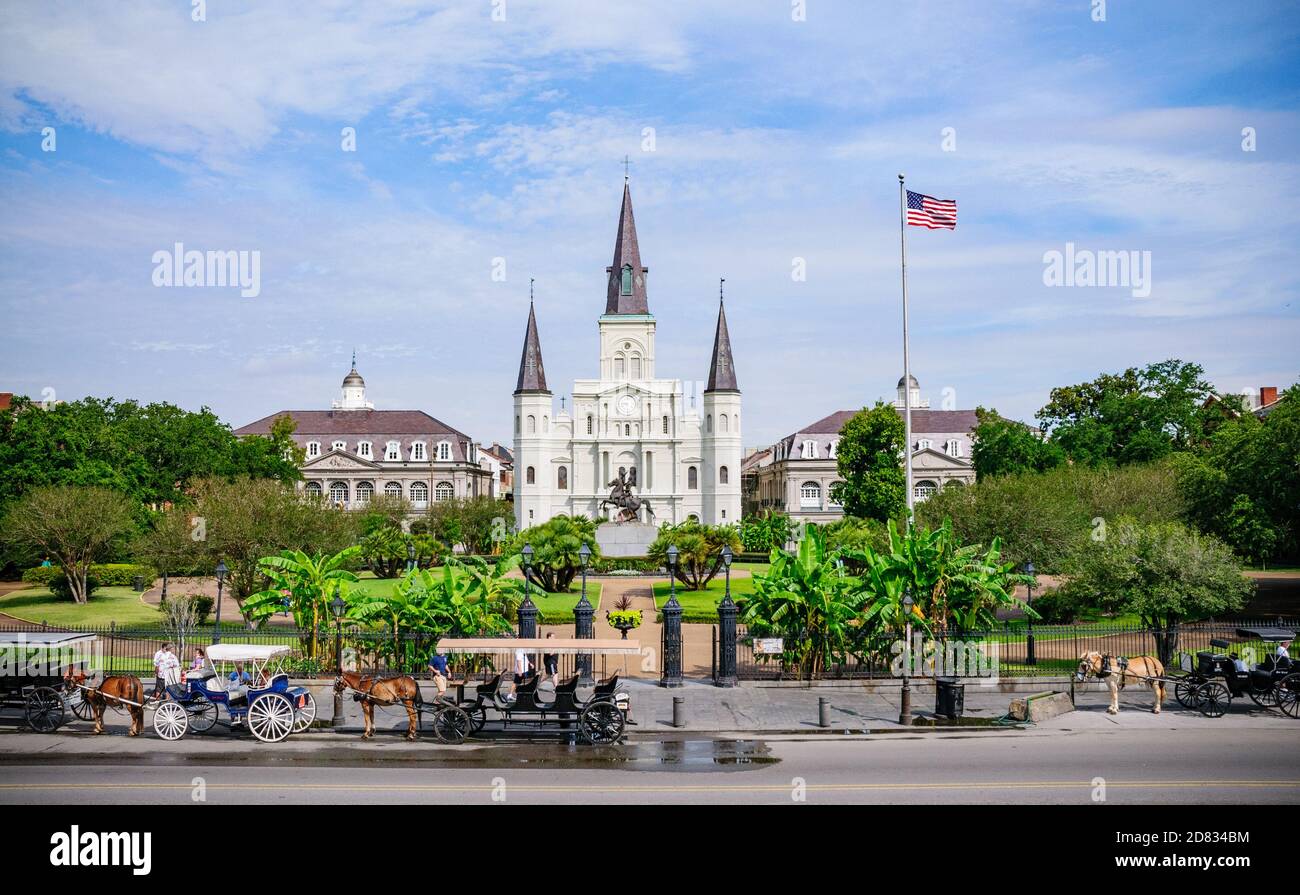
[
  {"xmin": 706, "ymin": 283, "xmax": 738, "ymax": 392},
  {"xmin": 515, "ymin": 291, "xmax": 549, "ymax": 394},
  {"xmin": 605, "ymin": 181, "xmax": 650, "ymax": 315}
]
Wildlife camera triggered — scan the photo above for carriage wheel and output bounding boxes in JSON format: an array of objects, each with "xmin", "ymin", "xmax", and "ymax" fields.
[
  {"xmin": 152, "ymin": 701, "xmax": 189, "ymax": 740},
  {"xmin": 457, "ymin": 701, "xmax": 487, "ymax": 734},
  {"xmin": 68, "ymin": 687, "xmax": 94, "ymax": 721},
  {"xmin": 1174, "ymin": 676, "xmax": 1205, "ymax": 709},
  {"xmin": 25, "ymin": 687, "xmax": 65, "ymax": 733},
  {"xmin": 187, "ymin": 698, "xmax": 219, "ymax": 733},
  {"xmin": 431, "ymin": 705, "xmax": 472, "ymax": 744},
  {"xmin": 1195, "ymin": 682, "xmax": 1231, "ymax": 718},
  {"xmin": 578, "ymin": 700, "xmax": 625, "ymax": 745},
  {"xmin": 1276, "ymin": 674, "xmax": 1300, "ymax": 719},
  {"xmin": 1247, "ymin": 684, "xmax": 1278, "ymax": 709},
  {"xmin": 292, "ymin": 693, "xmax": 317, "ymax": 733},
  {"xmin": 247, "ymin": 693, "xmax": 295, "ymax": 743}
]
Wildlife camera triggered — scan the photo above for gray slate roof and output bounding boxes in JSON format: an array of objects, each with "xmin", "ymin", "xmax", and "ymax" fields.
[
  {"xmin": 604, "ymin": 182, "xmax": 650, "ymax": 315},
  {"xmin": 705, "ymin": 299, "xmax": 739, "ymax": 392}
]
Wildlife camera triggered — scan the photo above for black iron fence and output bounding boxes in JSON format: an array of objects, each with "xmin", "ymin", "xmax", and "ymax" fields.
[{"xmin": 735, "ymin": 618, "xmax": 1299, "ymax": 681}]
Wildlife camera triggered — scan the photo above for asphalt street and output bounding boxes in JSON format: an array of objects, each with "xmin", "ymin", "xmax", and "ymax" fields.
[{"xmin": 3, "ymin": 726, "xmax": 1297, "ymax": 805}]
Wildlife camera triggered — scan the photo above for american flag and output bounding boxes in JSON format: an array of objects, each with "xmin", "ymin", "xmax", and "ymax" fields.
[{"xmin": 906, "ymin": 190, "xmax": 957, "ymax": 229}]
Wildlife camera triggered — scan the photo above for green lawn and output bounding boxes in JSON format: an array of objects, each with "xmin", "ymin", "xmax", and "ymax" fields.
[
  {"xmin": 734, "ymin": 561, "xmax": 771, "ymax": 576},
  {"xmin": 0, "ymin": 586, "xmax": 164, "ymax": 627},
  {"xmin": 652, "ymin": 576, "xmax": 755, "ymax": 623},
  {"xmin": 347, "ymin": 573, "xmax": 598, "ymax": 623}
]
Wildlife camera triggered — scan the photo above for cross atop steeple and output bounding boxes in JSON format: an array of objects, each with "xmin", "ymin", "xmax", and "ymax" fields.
[{"xmin": 622, "ymin": 154, "xmax": 632, "ymax": 182}]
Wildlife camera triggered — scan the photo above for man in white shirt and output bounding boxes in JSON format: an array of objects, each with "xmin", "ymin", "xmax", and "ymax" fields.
[
  {"xmin": 152, "ymin": 643, "xmax": 180, "ymax": 699},
  {"xmin": 1278, "ymin": 640, "xmax": 1292, "ymax": 665}
]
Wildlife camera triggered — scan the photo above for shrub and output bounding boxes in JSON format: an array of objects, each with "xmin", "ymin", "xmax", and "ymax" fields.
[
  {"xmin": 22, "ymin": 562, "xmax": 155, "ymax": 588},
  {"xmin": 1027, "ymin": 589, "xmax": 1076, "ymax": 624}
]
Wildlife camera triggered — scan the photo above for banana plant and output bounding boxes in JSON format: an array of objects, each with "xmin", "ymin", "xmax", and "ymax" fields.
[{"xmin": 244, "ymin": 546, "xmax": 362, "ymax": 658}]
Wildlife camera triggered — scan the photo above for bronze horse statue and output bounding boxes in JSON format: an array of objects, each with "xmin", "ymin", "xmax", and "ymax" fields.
[
  {"xmin": 67, "ymin": 669, "xmax": 145, "ymax": 735},
  {"xmin": 600, "ymin": 468, "xmax": 654, "ymax": 524},
  {"xmin": 334, "ymin": 671, "xmax": 422, "ymax": 740}
]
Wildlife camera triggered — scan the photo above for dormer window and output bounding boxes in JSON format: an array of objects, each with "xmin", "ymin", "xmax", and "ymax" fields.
[
  {"xmin": 917, "ymin": 439, "xmax": 932, "ymax": 451},
  {"xmin": 385, "ymin": 441, "xmax": 401, "ymax": 461},
  {"xmin": 306, "ymin": 441, "xmax": 321, "ymax": 459},
  {"xmin": 332, "ymin": 440, "xmax": 346, "ymax": 453},
  {"xmin": 802, "ymin": 439, "xmax": 817, "ymax": 459},
  {"xmin": 829, "ymin": 439, "xmax": 838, "ymax": 459},
  {"xmin": 437, "ymin": 441, "xmax": 452, "ymax": 461},
  {"xmin": 358, "ymin": 441, "xmax": 372, "ymax": 459},
  {"xmin": 411, "ymin": 442, "xmax": 427, "ymax": 461},
  {"xmin": 621, "ymin": 264, "xmax": 633, "ymax": 295},
  {"xmin": 946, "ymin": 439, "xmax": 962, "ymax": 458}
]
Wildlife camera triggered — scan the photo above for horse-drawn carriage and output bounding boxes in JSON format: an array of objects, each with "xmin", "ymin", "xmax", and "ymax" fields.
[
  {"xmin": 152, "ymin": 643, "xmax": 316, "ymax": 742},
  {"xmin": 1172, "ymin": 626, "xmax": 1299, "ymax": 718},
  {"xmin": 434, "ymin": 638, "xmax": 636, "ymax": 745},
  {"xmin": 0, "ymin": 632, "xmax": 96, "ymax": 732}
]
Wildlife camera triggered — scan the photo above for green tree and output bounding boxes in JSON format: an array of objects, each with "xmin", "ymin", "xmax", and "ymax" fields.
[
  {"xmin": 969, "ymin": 407, "xmax": 1065, "ymax": 480},
  {"xmin": 427, "ymin": 496, "xmax": 515, "ymax": 554},
  {"xmin": 0, "ymin": 485, "xmax": 137, "ymax": 603},
  {"xmin": 648, "ymin": 520, "xmax": 742, "ymax": 590},
  {"xmin": 829, "ymin": 402, "xmax": 906, "ymax": 521},
  {"xmin": 1035, "ymin": 359, "xmax": 1219, "ymax": 466},
  {"xmin": 1057, "ymin": 519, "xmax": 1252, "ymax": 664},
  {"xmin": 512, "ymin": 515, "xmax": 599, "ymax": 592},
  {"xmin": 244, "ymin": 546, "xmax": 362, "ymax": 657},
  {"xmin": 738, "ymin": 512, "xmax": 793, "ymax": 552},
  {"xmin": 742, "ymin": 527, "xmax": 864, "ymax": 679}
]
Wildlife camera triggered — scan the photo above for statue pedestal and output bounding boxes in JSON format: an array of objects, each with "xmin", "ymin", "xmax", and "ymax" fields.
[{"xmin": 596, "ymin": 522, "xmax": 658, "ymax": 558}]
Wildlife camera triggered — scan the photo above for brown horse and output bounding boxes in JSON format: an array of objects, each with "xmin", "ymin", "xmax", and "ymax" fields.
[
  {"xmin": 68, "ymin": 670, "xmax": 145, "ymax": 735},
  {"xmin": 334, "ymin": 671, "xmax": 422, "ymax": 740},
  {"xmin": 1075, "ymin": 652, "xmax": 1166, "ymax": 714}
]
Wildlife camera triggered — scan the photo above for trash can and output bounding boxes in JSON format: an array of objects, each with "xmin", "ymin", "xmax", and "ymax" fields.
[
  {"xmin": 935, "ymin": 677, "xmax": 965, "ymax": 720},
  {"xmin": 132, "ymin": 575, "xmax": 146, "ymax": 592}
]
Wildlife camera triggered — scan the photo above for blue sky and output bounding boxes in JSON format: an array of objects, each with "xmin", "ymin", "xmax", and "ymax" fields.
[{"xmin": 1, "ymin": 0, "xmax": 1297, "ymax": 448}]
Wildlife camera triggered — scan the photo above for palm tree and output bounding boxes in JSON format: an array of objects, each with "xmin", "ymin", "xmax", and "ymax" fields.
[{"xmin": 244, "ymin": 546, "xmax": 361, "ymax": 658}]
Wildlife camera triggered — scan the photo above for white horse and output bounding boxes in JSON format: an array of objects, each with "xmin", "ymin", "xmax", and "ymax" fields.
[{"xmin": 1075, "ymin": 651, "xmax": 1166, "ymax": 714}]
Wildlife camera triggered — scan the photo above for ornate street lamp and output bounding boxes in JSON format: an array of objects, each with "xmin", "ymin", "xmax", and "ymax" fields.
[
  {"xmin": 406, "ymin": 541, "xmax": 416, "ymax": 574},
  {"xmin": 661, "ymin": 545, "xmax": 682, "ymax": 687},
  {"xmin": 716, "ymin": 544, "xmax": 737, "ymax": 687},
  {"xmin": 575, "ymin": 543, "xmax": 594, "ymax": 681},
  {"xmin": 213, "ymin": 560, "xmax": 228, "ymax": 644},
  {"xmin": 900, "ymin": 587, "xmax": 914, "ymax": 726},
  {"xmin": 330, "ymin": 584, "xmax": 346, "ymax": 729},
  {"xmin": 1024, "ymin": 560, "xmax": 1036, "ymax": 667},
  {"xmin": 518, "ymin": 544, "xmax": 537, "ymax": 638}
]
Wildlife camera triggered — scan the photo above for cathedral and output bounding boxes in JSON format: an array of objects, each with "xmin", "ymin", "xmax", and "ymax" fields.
[{"xmin": 512, "ymin": 182, "xmax": 742, "ymax": 529}]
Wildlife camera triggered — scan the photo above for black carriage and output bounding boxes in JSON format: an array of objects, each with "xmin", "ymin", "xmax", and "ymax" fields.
[
  {"xmin": 0, "ymin": 632, "xmax": 96, "ymax": 732},
  {"xmin": 1172, "ymin": 627, "xmax": 1299, "ymax": 718},
  {"xmin": 431, "ymin": 637, "xmax": 635, "ymax": 745}
]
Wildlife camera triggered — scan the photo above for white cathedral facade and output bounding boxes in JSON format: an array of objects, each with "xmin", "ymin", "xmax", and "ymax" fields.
[{"xmin": 512, "ymin": 182, "xmax": 742, "ymax": 530}]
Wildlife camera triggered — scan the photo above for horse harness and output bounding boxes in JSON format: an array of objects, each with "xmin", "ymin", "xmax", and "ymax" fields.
[
  {"xmin": 1097, "ymin": 654, "xmax": 1129, "ymax": 679},
  {"xmin": 339, "ymin": 675, "xmax": 413, "ymax": 705}
]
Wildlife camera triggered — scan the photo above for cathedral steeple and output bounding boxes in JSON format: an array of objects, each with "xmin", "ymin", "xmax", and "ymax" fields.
[
  {"xmin": 514, "ymin": 295, "xmax": 549, "ymax": 394},
  {"xmin": 605, "ymin": 182, "xmax": 650, "ymax": 315},
  {"xmin": 705, "ymin": 289, "xmax": 739, "ymax": 393}
]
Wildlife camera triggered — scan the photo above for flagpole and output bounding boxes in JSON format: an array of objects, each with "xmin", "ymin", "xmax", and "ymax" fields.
[{"xmin": 898, "ymin": 173, "xmax": 914, "ymax": 527}]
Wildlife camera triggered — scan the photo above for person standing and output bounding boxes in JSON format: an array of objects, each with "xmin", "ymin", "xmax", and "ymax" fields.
[
  {"xmin": 427, "ymin": 651, "xmax": 449, "ymax": 701},
  {"xmin": 542, "ymin": 632, "xmax": 559, "ymax": 681},
  {"xmin": 152, "ymin": 642, "xmax": 180, "ymax": 698}
]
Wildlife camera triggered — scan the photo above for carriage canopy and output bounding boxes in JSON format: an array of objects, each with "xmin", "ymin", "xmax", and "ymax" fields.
[
  {"xmin": 434, "ymin": 638, "xmax": 641, "ymax": 656},
  {"xmin": 205, "ymin": 644, "xmax": 293, "ymax": 663},
  {"xmin": 1234, "ymin": 627, "xmax": 1296, "ymax": 643}
]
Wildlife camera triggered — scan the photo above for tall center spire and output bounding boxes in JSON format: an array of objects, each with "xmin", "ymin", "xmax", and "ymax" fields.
[{"xmin": 605, "ymin": 181, "xmax": 650, "ymax": 315}]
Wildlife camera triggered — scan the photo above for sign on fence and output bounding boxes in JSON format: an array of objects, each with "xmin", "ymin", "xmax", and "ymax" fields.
[{"xmin": 753, "ymin": 638, "xmax": 784, "ymax": 655}]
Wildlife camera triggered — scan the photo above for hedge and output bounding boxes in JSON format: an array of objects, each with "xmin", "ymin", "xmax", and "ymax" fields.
[{"xmin": 22, "ymin": 563, "xmax": 157, "ymax": 588}]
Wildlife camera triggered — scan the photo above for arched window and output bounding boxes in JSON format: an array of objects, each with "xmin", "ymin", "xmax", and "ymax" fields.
[
  {"xmin": 527, "ymin": 415, "xmax": 536, "ymax": 434},
  {"xmin": 662, "ymin": 415, "xmax": 669, "ymax": 434},
  {"xmin": 410, "ymin": 482, "xmax": 429, "ymax": 508},
  {"xmin": 526, "ymin": 466, "xmax": 536, "ymax": 485},
  {"xmin": 435, "ymin": 481, "xmax": 454, "ymax": 502},
  {"xmin": 720, "ymin": 414, "xmax": 729, "ymax": 433},
  {"xmin": 624, "ymin": 424, "xmax": 631, "ymax": 436},
  {"xmin": 305, "ymin": 481, "xmax": 323, "ymax": 498},
  {"xmin": 329, "ymin": 481, "xmax": 349, "ymax": 506},
  {"xmin": 384, "ymin": 482, "xmax": 402, "ymax": 498},
  {"xmin": 631, "ymin": 355, "xmax": 642, "ymax": 378},
  {"xmin": 586, "ymin": 415, "xmax": 593, "ymax": 435},
  {"xmin": 800, "ymin": 481, "xmax": 822, "ymax": 508},
  {"xmin": 557, "ymin": 466, "xmax": 568, "ymax": 490},
  {"xmin": 706, "ymin": 414, "xmax": 713, "ymax": 434},
  {"xmin": 719, "ymin": 466, "xmax": 729, "ymax": 485},
  {"xmin": 688, "ymin": 466, "xmax": 698, "ymax": 489},
  {"xmin": 543, "ymin": 415, "xmax": 549, "ymax": 433},
  {"xmin": 621, "ymin": 264, "xmax": 633, "ymax": 295},
  {"xmin": 615, "ymin": 356, "xmax": 625, "ymax": 379},
  {"xmin": 914, "ymin": 480, "xmax": 938, "ymax": 502},
  {"xmin": 355, "ymin": 481, "xmax": 374, "ymax": 505}
]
